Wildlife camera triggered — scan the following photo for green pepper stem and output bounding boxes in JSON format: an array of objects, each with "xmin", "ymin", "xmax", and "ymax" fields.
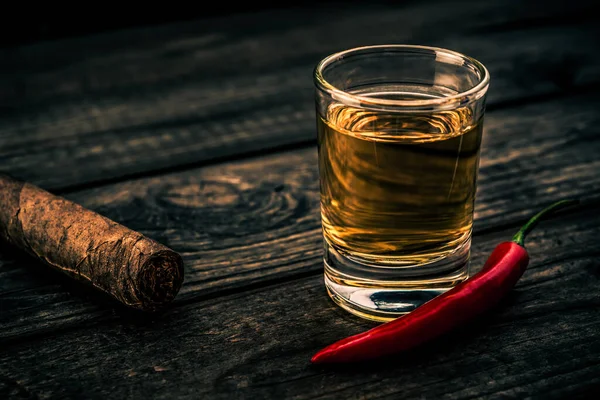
[{"xmin": 512, "ymin": 199, "xmax": 579, "ymax": 246}]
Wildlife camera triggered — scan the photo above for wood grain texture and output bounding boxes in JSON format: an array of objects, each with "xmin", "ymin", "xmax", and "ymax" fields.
[
  {"xmin": 1, "ymin": 93, "xmax": 599, "ymax": 343},
  {"xmin": 0, "ymin": 1, "xmax": 597, "ymax": 191},
  {"xmin": 1, "ymin": 206, "xmax": 598, "ymax": 399}
]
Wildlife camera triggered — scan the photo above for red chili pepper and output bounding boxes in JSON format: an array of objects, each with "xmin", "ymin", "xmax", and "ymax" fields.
[{"xmin": 311, "ymin": 199, "xmax": 578, "ymax": 364}]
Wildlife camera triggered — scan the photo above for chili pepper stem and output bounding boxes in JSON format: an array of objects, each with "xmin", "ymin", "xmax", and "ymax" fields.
[{"xmin": 512, "ymin": 199, "xmax": 579, "ymax": 246}]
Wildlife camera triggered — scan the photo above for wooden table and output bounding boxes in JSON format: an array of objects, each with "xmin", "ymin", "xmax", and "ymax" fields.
[{"xmin": 1, "ymin": 1, "xmax": 599, "ymax": 398}]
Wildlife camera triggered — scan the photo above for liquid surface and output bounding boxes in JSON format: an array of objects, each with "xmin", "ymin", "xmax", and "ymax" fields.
[{"xmin": 318, "ymin": 95, "xmax": 483, "ymax": 267}]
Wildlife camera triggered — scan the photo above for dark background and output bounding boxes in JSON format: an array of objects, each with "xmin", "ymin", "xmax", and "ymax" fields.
[
  {"xmin": 0, "ymin": 0, "xmax": 584, "ymax": 49},
  {"xmin": 0, "ymin": 1, "xmax": 370, "ymax": 48}
]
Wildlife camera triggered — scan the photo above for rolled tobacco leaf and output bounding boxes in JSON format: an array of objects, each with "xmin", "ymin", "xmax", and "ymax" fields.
[{"xmin": 0, "ymin": 174, "xmax": 184, "ymax": 312}]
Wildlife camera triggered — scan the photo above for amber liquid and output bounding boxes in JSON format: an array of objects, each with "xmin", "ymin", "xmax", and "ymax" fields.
[{"xmin": 318, "ymin": 99, "xmax": 483, "ymax": 279}]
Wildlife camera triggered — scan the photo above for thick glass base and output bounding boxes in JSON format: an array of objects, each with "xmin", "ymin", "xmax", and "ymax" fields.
[{"xmin": 323, "ymin": 240, "xmax": 471, "ymax": 322}]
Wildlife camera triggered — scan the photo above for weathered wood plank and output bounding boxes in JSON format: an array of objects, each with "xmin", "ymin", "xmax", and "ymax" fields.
[
  {"xmin": 1, "ymin": 206, "xmax": 598, "ymax": 399},
  {"xmin": 0, "ymin": 2, "xmax": 597, "ymax": 191},
  {"xmin": 1, "ymin": 93, "xmax": 599, "ymax": 342},
  {"xmin": 0, "ymin": 0, "xmax": 584, "ymax": 104}
]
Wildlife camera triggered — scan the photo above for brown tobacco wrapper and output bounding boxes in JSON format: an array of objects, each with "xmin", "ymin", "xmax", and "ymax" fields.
[{"xmin": 0, "ymin": 174, "xmax": 184, "ymax": 312}]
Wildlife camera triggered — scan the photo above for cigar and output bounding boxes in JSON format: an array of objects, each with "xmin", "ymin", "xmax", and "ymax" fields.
[{"xmin": 0, "ymin": 174, "xmax": 184, "ymax": 312}]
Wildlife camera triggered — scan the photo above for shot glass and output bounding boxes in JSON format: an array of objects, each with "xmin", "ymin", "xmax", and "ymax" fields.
[{"xmin": 314, "ymin": 44, "xmax": 490, "ymax": 321}]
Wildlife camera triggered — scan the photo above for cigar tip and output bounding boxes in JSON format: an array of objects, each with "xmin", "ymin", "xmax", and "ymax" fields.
[{"xmin": 137, "ymin": 250, "xmax": 185, "ymax": 311}]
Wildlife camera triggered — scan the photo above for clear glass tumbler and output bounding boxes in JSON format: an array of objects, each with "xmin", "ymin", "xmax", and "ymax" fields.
[{"xmin": 314, "ymin": 45, "xmax": 490, "ymax": 321}]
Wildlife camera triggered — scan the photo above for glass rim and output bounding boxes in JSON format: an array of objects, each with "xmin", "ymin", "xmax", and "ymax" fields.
[{"xmin": 313, "ymin": 44, "xmax": 490, "ymax": 110}]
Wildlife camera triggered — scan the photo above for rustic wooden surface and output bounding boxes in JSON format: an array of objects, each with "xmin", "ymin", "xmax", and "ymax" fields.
[{"xmin": 1, "ymin": 0, "xmax": 599, "ymax": 398}]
